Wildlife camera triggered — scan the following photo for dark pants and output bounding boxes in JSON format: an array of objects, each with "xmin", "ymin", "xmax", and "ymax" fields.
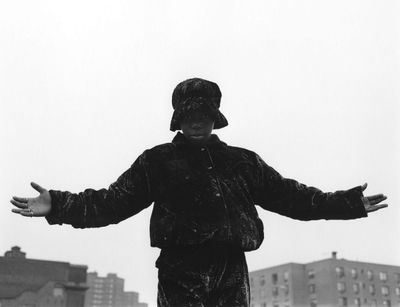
[{"xmin": 156, "ymin": 243, "xmax": 250, "ymax": 307}]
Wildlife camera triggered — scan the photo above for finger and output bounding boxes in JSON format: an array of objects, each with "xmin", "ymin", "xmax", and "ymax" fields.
[
  {"xmin": 366, "ymin": 204, "xmax": 388, "ymax": 213},
  {"xmin": 366, "ymin": 194, "xmax": 386, "ymax": 201},
  {"xmin": 20, "ymin": 210, "xmax": 34, "ymax": 217},
  {"xmin": 361, "ymin": 183, "xmax": 368, "ymax": 191},
  {"xmin": 367, "ymin": 196, "xmax": 387, "ymax": 206},
  {"xmin": 12, "ymin": 196, "xmax": 28, "ymax": 203},
  {"xmin": 10, "ymin": 199, "xmax": 29, "ymax": 209},
  {"xmin": 11, "ymin": 208, "xmax": 34, "ymax": 217},
  {"xmin": 31, "ymin": 182, "xmax": 45, "ymax": 193}
]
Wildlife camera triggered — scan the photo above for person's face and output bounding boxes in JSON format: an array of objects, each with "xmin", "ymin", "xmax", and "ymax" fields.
[{"xmin": 180, "ymin": 110, "xmax": 215, "ymax": 144}]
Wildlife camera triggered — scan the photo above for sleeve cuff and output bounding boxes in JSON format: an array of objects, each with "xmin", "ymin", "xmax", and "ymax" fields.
[
  {"xmin": 335, "ymin": 185, "xmax": 368, "ymax": 219},
  {"xmin": 45, "ymin": 190, "xmax": 64, "ymax": 225}
]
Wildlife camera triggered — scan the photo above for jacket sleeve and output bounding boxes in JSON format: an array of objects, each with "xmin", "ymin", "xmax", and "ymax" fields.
[
  {"xmin": 253, "ymin": 154, "xmax": 368, "ymax": 220},
  {"xmin": 45, "ymin": 151, "xmax": 153, "ymax": 228}
]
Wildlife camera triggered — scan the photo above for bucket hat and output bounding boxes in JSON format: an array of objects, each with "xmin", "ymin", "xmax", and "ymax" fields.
[{"xmin": 170, "ymin": 78, "xmax": 228, "ymax": 131}]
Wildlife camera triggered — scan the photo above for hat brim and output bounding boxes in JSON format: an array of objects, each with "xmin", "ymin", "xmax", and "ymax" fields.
[{"xmin": 170, "ymin": 109, "xmax": 228, "ymax": 132}]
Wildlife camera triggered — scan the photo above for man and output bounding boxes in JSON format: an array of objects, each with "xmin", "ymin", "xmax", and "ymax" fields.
[{"xmin": 11, "ymin": 78, "xmax": 388, "ymax": 306}]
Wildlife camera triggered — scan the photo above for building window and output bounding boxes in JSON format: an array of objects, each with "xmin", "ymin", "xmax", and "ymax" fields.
[
  {"xmin": 383, "ymin": 300, "xmax": 391, "ymax": 307},
  {"xmin": 310, "ymin": 299, "xmax": 317, "ymax": 307},
  {"xmin": 395, "ymin": 287, "xmax": 400, "ymax": 296},
  {"xmin": 367, "ymin": 270, "xmax": 374, "ymax": 281},
  {"xmin": 53, "ymin": 288, "xmax": 64, "ymax": 297},
  {"xmin": 382, "ymin": 286, "xmax": 390, "ymax": 296},
  {"xmin": 351, "ymin": 268, "xmax": 358, "ymax": 279},
  {"xmin": 395, "ymin": 273, "xmax": 400, "ymax": 284},
  {"xmin": 261, "ymin": 303, "xmax": 267, "ymax": 307},
  {"xmin": 353, "ymin": 283, "xmax": 360, "ymax": 294},
  {"xmin": 369, "ymin": 285, "xmax": 375, "ymax": 295},
  {"xmin": 272, "ymin": 273, "xmax": 278, "ymax": 285},
  {"xmin": 272, "ymin": 286, "xmax": 279, "ymax": 297},
  {"xmin": 337, "ymin": 282, "xmax": 346, "ymax": 293},
  {"xmin": 380, "ymin": 272, "xmax": 388, "ymax": 281},
  {"xmin": 283, "ymin": 271, "xmax": 289, "ymax": 282},
  {"xmin": 260, "ymin": 289, "xmax": 267, "ymax": 299},
  {"xmin": 354, "ymin": 298, "xmax": 361, "ymax": 306},
  {"xmin": 308, "ymin": 269, "xmax": 315, "ymax": 279},
  {"xmin": 283, "ymin": 284, "xmax": 289, "ymax": 296},
  {"xmin": 260, "ymin": 275, "xmax": 266, "ymax": 286},
  {"xmin": 336, "ymin": 267, "xmax": 345, "ymax": 278},
  {"xmin": 309, "ymin": 284, "xmax": 316, "ymax": 294},
  {"xmin": 339, "ymin": 297, "xmax": 347, "ymax": 307}
]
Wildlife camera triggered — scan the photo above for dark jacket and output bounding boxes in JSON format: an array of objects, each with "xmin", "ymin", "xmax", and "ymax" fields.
[{"xmin": 46, "ymin": 132, "xmax": 367, "ymax": 251}]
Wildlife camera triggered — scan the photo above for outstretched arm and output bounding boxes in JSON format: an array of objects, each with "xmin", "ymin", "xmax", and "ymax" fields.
[
  {"xmin": 254, "ymin": 155, "xmax": 388, "ymax": 220},
  {"xmin": 11, "ymin": 152, "xmax": 153, "ymax": 228}
]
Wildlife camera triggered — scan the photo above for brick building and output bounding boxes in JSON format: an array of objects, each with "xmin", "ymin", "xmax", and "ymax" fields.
[
  {"xmin": 0, "ymin": 246, "xmax": 88, "ymax": 307},
  {"xmin": 250, "ymin": 252, "xmax": 400, "ymax": 307},
  {"xmin": 84, "ymin": 272, "xmax": 147, "ymax": 307}
]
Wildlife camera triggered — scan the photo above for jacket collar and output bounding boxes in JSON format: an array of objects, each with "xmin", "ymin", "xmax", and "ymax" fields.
[{"xmin": 172, "ymin": 132, "xmax": 227, "ymax": 149}]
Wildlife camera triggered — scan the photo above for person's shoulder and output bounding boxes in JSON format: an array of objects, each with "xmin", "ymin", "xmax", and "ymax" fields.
[
  {"xmin": 143, "ymin": 141, "xmax": 176, "ymax": 159},
  {"xmin": 224, "ymin": 143, "xmax": 259, "ymax": 160},
  {"xmin": 222, "ymin": 144, "xmax": 267, "ymax": 170},
  {"xmin": 148, "ymin": 142, "xmax": 175, "ymax": 152},
  {"xmin": 226, "ymin": 144, "xmax": 256, "ymax": 154}
]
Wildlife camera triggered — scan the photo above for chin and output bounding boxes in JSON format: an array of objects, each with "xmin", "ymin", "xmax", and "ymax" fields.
[{"xmin": 187, "ymin": 134, "xmax": 211, "ymax": 143}]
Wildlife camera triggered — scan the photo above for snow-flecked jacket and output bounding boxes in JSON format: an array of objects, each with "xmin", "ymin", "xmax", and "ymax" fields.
[{"xmin": 46, "ymin": 132, "xmax": 367, "ymax": 251}]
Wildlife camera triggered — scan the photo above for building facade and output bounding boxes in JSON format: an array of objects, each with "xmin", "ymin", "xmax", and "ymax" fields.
[
  {"xmin": 84, "ymin": 272, "xmax": 147, "ymax": 307},
  {"xmin": 250, "ymin": 252, "xmax": 400, "ymax": 307},
  {"xmin": 0, "ymin": 246, "xmax": 88, "ymax": 307}
]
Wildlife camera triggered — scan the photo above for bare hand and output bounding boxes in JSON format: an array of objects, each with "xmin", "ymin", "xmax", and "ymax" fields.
[
  {"xmin": 361, "ymin": 183, "xmax": 388, "ymax": 213},
  {"xmin": 10, "ymin": 182, "xmax": 52, "ymax": 217}
]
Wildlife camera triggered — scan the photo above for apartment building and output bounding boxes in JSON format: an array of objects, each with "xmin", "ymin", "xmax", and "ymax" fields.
[
  {"xmin": 84, "ymin": 272, "xmax": 147, "ymax": 307},
  {"xmin": 250, "ymin": 252, "xmax": 400, "ymax": 307},
  {"xmin": 0, "ymin": 246, "xmax": 88, "ymax": 307}
]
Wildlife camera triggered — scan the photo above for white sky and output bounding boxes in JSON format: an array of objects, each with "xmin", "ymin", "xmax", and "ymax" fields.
[{"xmin": 1, "ymin": 1, "xmax": 399, "ymax": 306}]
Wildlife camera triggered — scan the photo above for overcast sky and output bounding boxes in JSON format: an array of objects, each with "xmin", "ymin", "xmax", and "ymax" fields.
[{"xmin": 1, "ymin": 1, "xmax": 399, "ymax": 306}]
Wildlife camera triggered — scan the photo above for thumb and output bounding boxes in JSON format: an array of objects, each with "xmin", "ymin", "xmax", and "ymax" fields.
[
  {"xmin": 361, "ymin": 182, "xmax": 368, "ymax": 192},
  {"xmin": 31, "ymin": 182, "xmax": 46, "ymax": 194}
]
